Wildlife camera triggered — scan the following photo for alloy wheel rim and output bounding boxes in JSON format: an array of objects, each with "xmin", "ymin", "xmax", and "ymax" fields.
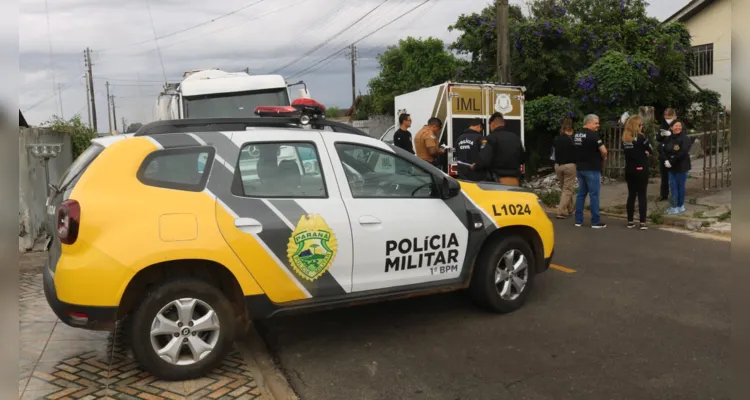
[
  {"xmin": 149, "ymin": 298, "xmax": 221, "ymax": 366},
  {"xmin": 494, "ymin": 249, "xmax": 528, "ymax": 301}
]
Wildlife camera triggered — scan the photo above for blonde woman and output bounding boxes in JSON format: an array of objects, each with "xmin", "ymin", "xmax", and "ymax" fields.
[{"xmin": 622, "ymin": 115, "xmax": 653, "ymax": 229}]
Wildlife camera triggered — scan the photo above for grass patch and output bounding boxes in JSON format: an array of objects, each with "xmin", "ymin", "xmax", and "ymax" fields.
[
  {"xmin": 688, "ymin": 197, "xmax": 698, "ymax": 205},
  {"xmin": 536, "ymin": 190, "xmax": 561, "ymax": 207},
  {"xmin": 718, "ymin": 210, "xmax": 731, "ymax": 222},
  {"xmin": 701, "ymin": 221, "xmax": 711, "ymax": 228},
  {"xmin": 648, "ymin": 211, "xmax": 665, "ymax": 225},
  {"xmin": 693, "ymin": 211, "xmax": 705, "ymax": 218}
]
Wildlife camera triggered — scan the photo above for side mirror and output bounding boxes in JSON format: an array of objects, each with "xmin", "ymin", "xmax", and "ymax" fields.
[{"xmin": 440, "ymin": 176, "xmax": 461, "ymax": 199}]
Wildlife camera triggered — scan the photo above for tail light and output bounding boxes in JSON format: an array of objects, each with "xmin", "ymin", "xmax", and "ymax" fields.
[
  {"xmin": 520, "ymin": 164, "xmax": 525, "ymax": 175},
  {"xmin": 448, "ymin": 163, "xmax": 457, "ymax": 176},
  {"xmin": 56, "ymin": 199, "xmax": 80, "ymax": 245}
]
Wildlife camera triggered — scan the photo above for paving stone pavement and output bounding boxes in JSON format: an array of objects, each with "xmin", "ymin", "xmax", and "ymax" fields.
[{"xmin": 19, "ymin": 252, "xmax": 268, "ymax": 400}]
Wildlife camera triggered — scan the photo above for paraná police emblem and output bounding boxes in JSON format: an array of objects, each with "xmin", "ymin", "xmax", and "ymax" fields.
[{"xmin": 287, "ymin": 214, "xmax": 338, "ymax": 281}]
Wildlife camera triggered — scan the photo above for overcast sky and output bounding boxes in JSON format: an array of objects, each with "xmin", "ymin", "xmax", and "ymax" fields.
[{"xmin": 19, "ymin": 0, "xmax": 688, "ymax": 131}]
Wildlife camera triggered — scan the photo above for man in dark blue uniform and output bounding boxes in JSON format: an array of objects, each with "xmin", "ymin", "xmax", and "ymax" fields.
[{"xmin": 454, "ymin": 118, "xmax": 486, "ymax": 181}]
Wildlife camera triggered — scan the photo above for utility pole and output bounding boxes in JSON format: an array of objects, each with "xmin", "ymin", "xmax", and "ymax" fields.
[
  {"xmin": 57, "ymin": 84, "xmax": 64, "ymax": 119},
  {"xmin": 496, "ymin": 0, "xmax": 510, "ymax": 83},
  {"xmin": 106, "ymin": 81, "xmax": 112, "ymax": 133},
  {"xmin": 346, "ymin": 44, "xmax": 357, "ymax": 114},
  {"xmin": 84, "ymin": 73, "xmax": 91, "ymax": 128},
  {"xmin": 84, "ymin": 48, "xmax": 98, "ymax": 132},
  {"xmin": 111, "ymin": 94, "xmax": 118, "ymax": 132}
]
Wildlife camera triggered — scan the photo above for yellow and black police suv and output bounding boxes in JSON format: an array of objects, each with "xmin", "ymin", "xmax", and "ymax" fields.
[{"xmin": 44, "ymin": 99, "xmax": 555, "ymax": 381}]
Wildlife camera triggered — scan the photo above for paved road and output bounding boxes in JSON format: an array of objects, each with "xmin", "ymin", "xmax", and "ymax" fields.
[{"xmin": 255, "ymin": 220, "xmax": 730, "ymax": 400}]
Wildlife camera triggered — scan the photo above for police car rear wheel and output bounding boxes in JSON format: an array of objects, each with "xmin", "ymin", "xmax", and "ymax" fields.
[
  {"xmin": 129, "ymin": 278, "xmax": 235, "ymax": 381},
  {"xmin": 470, "ymin": 236, "xmax": 535, "ymax": 313}
]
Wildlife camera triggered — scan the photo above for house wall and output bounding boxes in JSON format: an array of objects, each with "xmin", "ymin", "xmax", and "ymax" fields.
[
  {"xmin": 684, "ymin": 0, "xmax": 732, "ymax": 109},
  {"xmin": 19, "ymin": 128, "xmax": 73, "ymax": 251}
]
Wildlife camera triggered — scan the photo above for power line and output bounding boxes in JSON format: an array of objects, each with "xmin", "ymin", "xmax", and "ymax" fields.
[
  {"xmin": 22, "ymin": 81, "xmax": 80, "ymax": 113},
  {"xmin": 91, "ymin": 0, "xmax": 312, "ymax": 67},
  {"xmin": 96, "ymin": 0, "xmax": 267, "ymax": 52},
  {"xmin": 270, "ymin": 0, "xmax": 405, "ymax": 77},
  {"xmin": 144, "ymin": 0, "xmax": 169, "ymax": 85},
  {"xmin": 269, "ymin": 0, "xmax": 391, "ymax": 74},
  {"xmin": 288, "ymin": 0, "xmax": 434, "ymax": 79},
  {"xmin": 92, "ymin": 76, "xmax": 167, "ymax": 83}
]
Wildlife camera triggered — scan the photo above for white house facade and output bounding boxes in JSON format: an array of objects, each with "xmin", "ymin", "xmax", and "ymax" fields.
[{"xmin": 665, "ymin": 0, "xmax": 731, "ymax": 110}]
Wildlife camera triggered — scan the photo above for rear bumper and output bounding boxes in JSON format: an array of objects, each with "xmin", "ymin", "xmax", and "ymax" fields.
[{"xmin": 43, "ymin": 262, "xmax": 118, "ymax": 331}]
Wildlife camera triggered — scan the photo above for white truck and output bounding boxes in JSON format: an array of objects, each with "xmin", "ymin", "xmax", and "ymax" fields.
[
  {"xmin": 380, "ymin": 81, "xmax": 526, "ymax": 177},
  {"xmin": 155, "ymin": 69, "xmax": 311, "ymax": 120}
]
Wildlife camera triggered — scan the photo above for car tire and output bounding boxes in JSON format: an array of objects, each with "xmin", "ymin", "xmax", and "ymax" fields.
[
  {"xmin": 129, "ymin": 278, "xmax": 235, "ymax": 381},
  {"xmin": 469, "ymin": 235, "xmax": 536, "ymax": 313}
]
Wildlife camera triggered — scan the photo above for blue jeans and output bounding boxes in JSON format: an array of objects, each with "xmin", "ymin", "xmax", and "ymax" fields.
[
  {"xmin": 668, "ymin": 171, "xmax": 688, "ymax": 208},
  {"xmin": 575, "ymin": 170, "xmax": 601, "ymax": 225}
]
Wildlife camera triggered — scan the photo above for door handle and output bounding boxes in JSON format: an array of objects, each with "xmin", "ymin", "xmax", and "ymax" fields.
[
  {"xmin": 234, "ymin": 218, "xmax": 263, "ymax": 234},
  {"xmin": 358, "ymin": 216, "xmax": 381, "ymax": 225}
]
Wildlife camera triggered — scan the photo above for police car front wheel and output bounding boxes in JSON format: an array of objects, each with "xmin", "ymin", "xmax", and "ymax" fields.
[
  {"xmin": 470, "ymin": 236, "xmax": 535, "ymax": 313},
  {"xmin": 129, "ymin": 278, "xmax": 236, "ymax": 381}
]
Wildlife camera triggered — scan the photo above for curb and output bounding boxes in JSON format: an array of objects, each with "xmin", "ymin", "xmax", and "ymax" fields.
[
  {"xmin": 235, "ymin": 323, "xmax": 299, "ymax": 400},
  {"xmin": 543, "ymin": 207, "xmax": 731, "ymax": 238}
]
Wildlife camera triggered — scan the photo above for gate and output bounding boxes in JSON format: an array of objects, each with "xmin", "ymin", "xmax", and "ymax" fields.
[
  {"xmin": 699, "ymin": 112, "xmax": 731, "ymax": 189},
  {"xmin": 600, "ymin": 118, "xmax": 626, "ymax": 180}
]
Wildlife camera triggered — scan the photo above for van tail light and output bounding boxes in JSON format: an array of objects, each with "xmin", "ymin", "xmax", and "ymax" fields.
[
  {"xmin": 448, "ymin": 163, "xmax": 458, "ymax": 176},
  {"xmin": 520, "ymin": 164, "xmax": 525, "ymax": 175},
  {"xmin": 56, "ymin": 200, "xmax": 80, "ymax": 245}
]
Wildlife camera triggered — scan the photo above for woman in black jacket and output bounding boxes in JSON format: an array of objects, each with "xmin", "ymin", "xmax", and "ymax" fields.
[
  {"xmin": 622, "ymin": 115, "xmax": 653, "ymax": 229},
  {"xmin": 655, "ymin": 108, "xmax": 676, "ymax": 201},
  {"xmin": 661, "ymin": 120, "xmax": 692, "ymax": 215}
]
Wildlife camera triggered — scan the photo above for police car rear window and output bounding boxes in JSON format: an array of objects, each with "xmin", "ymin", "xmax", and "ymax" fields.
[{"xmin": 137, "ymin": 146, "xmax": 215, "ymax": 192}]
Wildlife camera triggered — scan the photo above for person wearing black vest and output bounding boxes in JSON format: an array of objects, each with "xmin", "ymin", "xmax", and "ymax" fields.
[
  {"xmin": 476, "ymin": 112, "xmax": 525, "ymax": 186},
  {"xmin": 573, "ymin": 114, "xmax": 608, "ymax": 228},
  {"xmin": 454, "ymin": 119, "xmax": 486, "ymax": 181},
  {"xmin": 662, "ymin": 120, "xmax": 692, "ymax": 215},
  {"xmin": 552, "ymin": 118, "xmax": 576, "ymax": 219},
  {"xmin": 655, "ymin": 108, "xmax": 676, "ymax": 201},
  {"xmin": 622, "ymin": 115, "xmax": 653, "ymax": 230}
]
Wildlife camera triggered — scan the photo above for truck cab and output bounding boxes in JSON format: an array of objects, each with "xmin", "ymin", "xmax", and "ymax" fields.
[{"xmin": 155, "ymin": 69, "xmax": 309, "ymax": 120}]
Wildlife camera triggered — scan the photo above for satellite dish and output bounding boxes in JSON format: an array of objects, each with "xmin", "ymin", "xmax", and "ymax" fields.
[{"xmin": 620, "ymin": 111, "xmax": 630, "ymax": 125}]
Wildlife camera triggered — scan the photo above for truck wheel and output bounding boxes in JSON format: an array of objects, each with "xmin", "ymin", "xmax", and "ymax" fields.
[
  {"xmin": 129, "ymin": 278, "xmax": 235, "ymax": 381},
  {"xmin": 470, "ymin": 235, "xmax": 536, "ymax": 313}
]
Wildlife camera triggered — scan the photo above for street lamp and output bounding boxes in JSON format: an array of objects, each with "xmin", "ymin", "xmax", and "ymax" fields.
[{"xmin": 27, "ymin": 143, "xmax": 64, "ymax": 198}]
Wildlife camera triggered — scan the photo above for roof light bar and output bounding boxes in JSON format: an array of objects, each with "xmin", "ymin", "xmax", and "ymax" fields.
[{"xmin": 254, "ymin": 98, "xmax": 327, "ymax": 125}]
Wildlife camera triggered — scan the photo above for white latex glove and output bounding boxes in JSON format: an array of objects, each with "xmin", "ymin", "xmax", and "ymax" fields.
[
  {"xmin": 440, "ymin": 144, "xmax": 448, "ymax": 149},
  {"xmin": 660, "ymin": 129, "xmax": 671, "ymax": 137},
  {"xmin": 664, "ymin": 160, "xmax": 672, "ymax": 168}
]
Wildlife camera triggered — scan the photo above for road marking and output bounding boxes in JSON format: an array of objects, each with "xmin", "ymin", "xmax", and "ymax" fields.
[{"xmin": 550, "ymin": 264, "xmax": 576, "ymax": 273}]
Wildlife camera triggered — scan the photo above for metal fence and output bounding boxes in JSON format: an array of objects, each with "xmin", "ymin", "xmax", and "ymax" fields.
[
  {"xmin": 599, "ymin": 118, "xmax": 627, "ymax": 180},
  {"xmin": 699, "ymin": 113, "xmax": 731, "ymax": 189}
]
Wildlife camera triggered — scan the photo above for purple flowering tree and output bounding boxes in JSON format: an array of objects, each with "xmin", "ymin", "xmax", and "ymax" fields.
[{"xmin": 445, "ymin": 0, "xmax": 714, "ymax": 174}]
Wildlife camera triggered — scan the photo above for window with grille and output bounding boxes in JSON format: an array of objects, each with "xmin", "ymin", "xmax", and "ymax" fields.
[{"xmin": 689, "ymin": 44, "xmax": 714, "ymax": 76}]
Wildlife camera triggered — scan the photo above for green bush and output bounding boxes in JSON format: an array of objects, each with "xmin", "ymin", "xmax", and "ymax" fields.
[{"xmin": 42, "ymin": 115, "xmax": 97, "ymax": 159}]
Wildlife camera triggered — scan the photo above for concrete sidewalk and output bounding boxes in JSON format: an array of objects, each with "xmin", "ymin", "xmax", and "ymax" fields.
[
  {"xmin": 19, "ymin": 251, "xmax": 277, "ymax": 400},
  {"xmin": 530, "ymin": 166, "xmax": 731, "ymax": 235}
]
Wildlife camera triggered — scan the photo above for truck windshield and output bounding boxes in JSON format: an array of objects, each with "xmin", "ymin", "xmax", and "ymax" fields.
[{"xmin": 183, "ymin": 88, "xmax": 290, "ymax": 118}]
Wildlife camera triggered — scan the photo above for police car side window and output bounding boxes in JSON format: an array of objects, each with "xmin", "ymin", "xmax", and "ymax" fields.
[
  {"xmin": 233, "ymin": 142, "xmax": 327, "ymax": 198},
  {"xmin": 334, "ymin": 143, "xmax": 437, "ymax": 199}
]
